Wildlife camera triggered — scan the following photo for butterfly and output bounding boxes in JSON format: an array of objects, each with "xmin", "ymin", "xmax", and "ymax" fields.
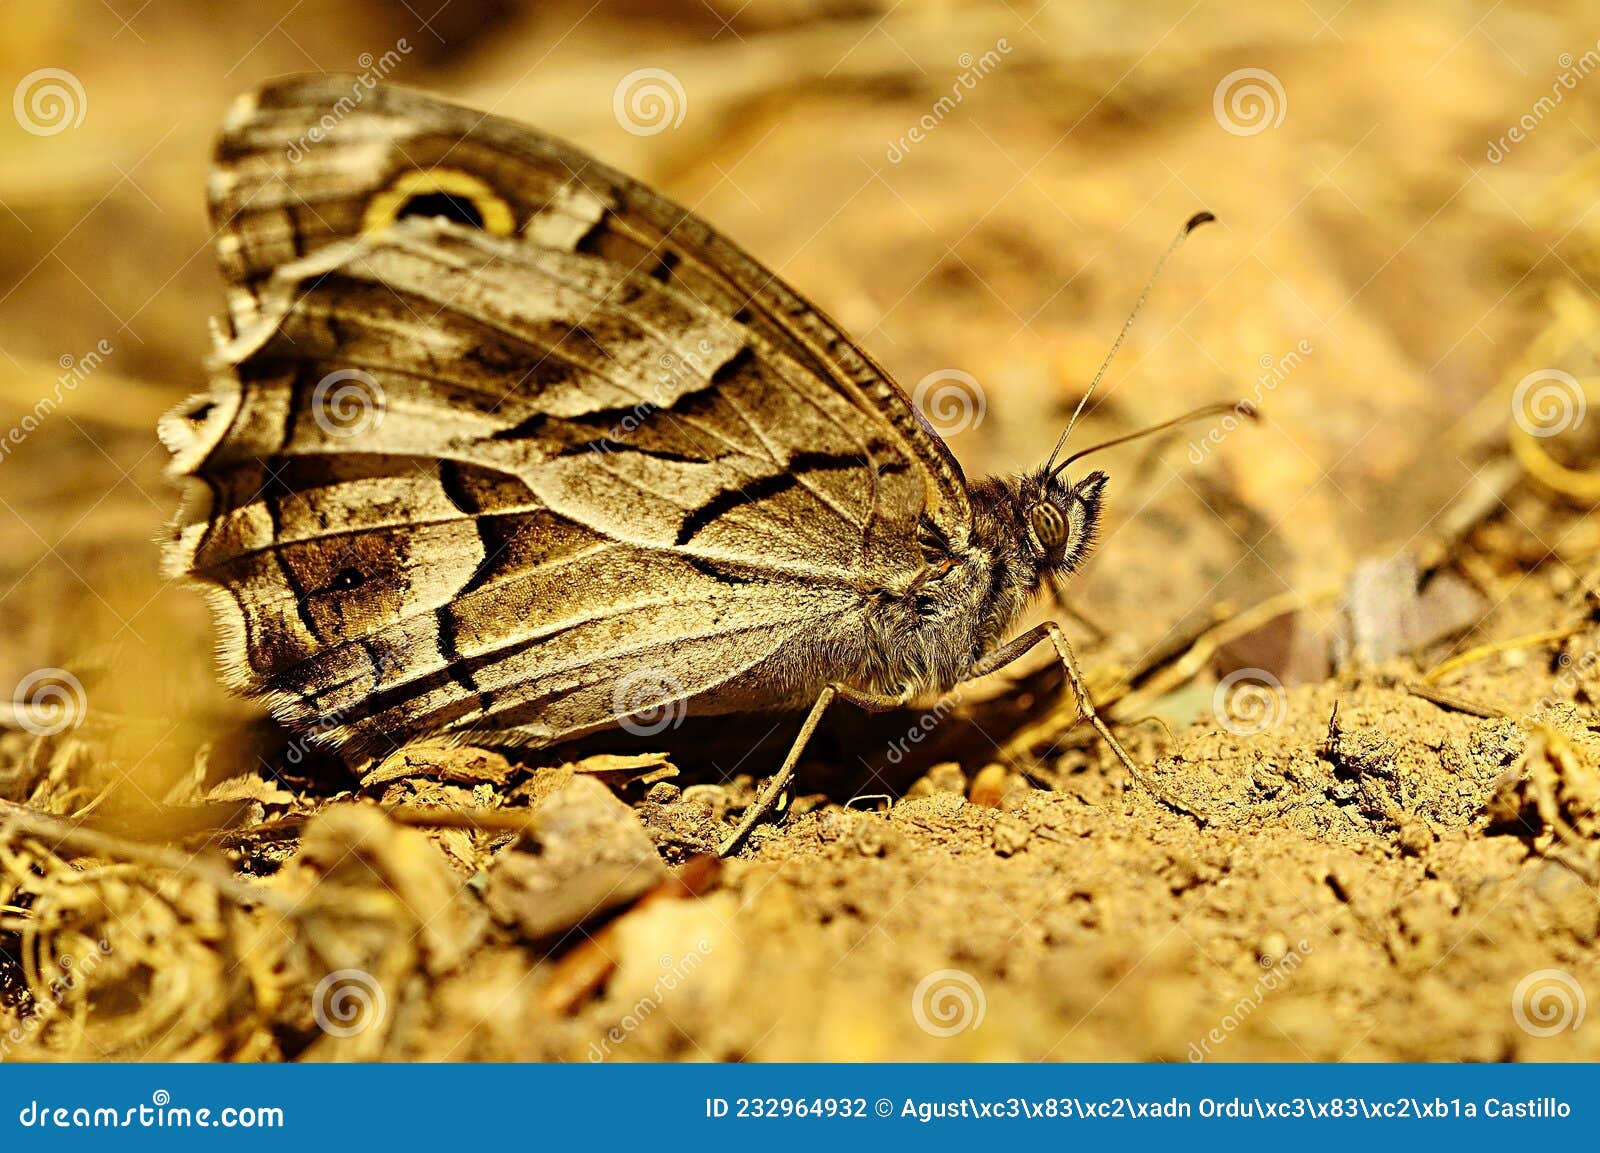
[{"xmin": 162, "ymin": 76, "xmax": 1230, "ymax": 854}]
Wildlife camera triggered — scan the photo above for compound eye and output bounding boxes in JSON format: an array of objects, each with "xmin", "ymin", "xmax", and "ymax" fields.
[{"xmin": 1029, "ymin": 502, "xmax": 1068, "ymax": 549}]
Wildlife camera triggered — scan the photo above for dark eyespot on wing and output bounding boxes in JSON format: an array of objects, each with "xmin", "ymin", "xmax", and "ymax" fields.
[
  {"xmin": 396, "ymin": 191, "xmax": 485, "ymax": 229},
  {"xmin": 328, "ymin": 567, "xmax": 365, "ymax": 591}
]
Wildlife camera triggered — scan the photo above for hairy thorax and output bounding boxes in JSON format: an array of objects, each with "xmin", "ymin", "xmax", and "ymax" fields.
[{"xmin": 844, "ymin": 547, "xmax": 1035, "ymax": 702}]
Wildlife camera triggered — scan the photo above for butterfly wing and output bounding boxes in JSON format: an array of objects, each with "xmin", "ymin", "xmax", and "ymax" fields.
[
  {"xmin": 209, "ymin": 75, "xmax": 971, "ymax": 529},
  {"xmin": 166, "ymin": 78, "xmax": 975, "ymax": 759}
]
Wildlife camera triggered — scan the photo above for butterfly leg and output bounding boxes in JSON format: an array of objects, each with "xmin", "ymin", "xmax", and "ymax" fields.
[
  {"xmin": 967, "ymin": 622, "xmax": 1207, "ymax": 823},
  {"xmin": 718, "ymin": 683, "xmax": 911, "ymax": 857}
]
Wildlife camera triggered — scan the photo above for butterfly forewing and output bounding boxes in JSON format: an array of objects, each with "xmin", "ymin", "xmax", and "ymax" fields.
[
  {"xmin": 166, "ymin": 78, "xmax": 976, "ymax": 759},
  {"xmin": 208, "ymin": 76, "xmax": 969, "ymax": 526}
]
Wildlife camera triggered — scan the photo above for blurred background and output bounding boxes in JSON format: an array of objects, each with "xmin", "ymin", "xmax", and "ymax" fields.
[{"xmin": 0, "ymin": 0, "xmax": 1596, "ymax": 800}]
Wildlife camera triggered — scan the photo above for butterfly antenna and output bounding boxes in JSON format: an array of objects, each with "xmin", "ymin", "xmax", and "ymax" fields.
[
  {"xmin": 1042, "ymin": 211, "xmax": 1216, "ymax": 476},
  {"xmin": 1053, "ymin": 399, "xmax": 1257, "ymax": 477}
]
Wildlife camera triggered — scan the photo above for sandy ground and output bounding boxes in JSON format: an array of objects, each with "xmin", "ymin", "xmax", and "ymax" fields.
[{"xmin": 1, "ymin": 0, "xmax": 1599, "ymax": 1061}]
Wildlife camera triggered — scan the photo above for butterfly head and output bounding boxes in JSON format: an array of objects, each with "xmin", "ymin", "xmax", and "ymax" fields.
[{"xmin": 1021, "ymin": 468, "xmax": 1108, "ymax": 574}]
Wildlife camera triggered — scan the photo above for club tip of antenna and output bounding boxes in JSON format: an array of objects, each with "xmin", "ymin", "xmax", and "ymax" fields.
[
  {"xmin": 1185, "ymin": 210, "xmax": 1216, "ymax": 233},
  {"xmin": 1236, "ymin": 399, "xmax": 1260, "ymax": 421}
]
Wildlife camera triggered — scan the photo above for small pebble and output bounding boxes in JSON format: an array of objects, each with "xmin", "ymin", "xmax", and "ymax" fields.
[
  {"xmin": 645, "ymin": 781, "xmax": 681, "ymax": 805},
  {"xmin": 968, "ymin": 764, "xmax": 1008, "ymax": 809},
  {"xmin": 907, "ymin": 762, "xmax": 967, "ymax": 798},
  {"xmin": 1397, "ymin": 818, "xmax": 1432, "ymax": 856},
  {"xmin": 1258, "ymin": 932, "xmax": 1289, "ymax": 963},
  {"xmin": 855, "ymin": 816, "xmax": 900, "ymax": 857},
  {"xmin": 681, "ymin": 784, "xmax": 730, "ymax": 821},
  {"xmin": 992, "ymin": 815, "xmax": 1031, "ymax": 856}
]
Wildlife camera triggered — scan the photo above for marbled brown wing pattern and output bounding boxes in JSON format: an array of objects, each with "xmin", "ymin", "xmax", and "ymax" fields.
[
  {"xmin": 163, "ymin": 77, "xmax": 977, "ymax": 761},
  {"xmin": 206, "ymin": 75, "xmax": 970, "ymax": 528}
]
